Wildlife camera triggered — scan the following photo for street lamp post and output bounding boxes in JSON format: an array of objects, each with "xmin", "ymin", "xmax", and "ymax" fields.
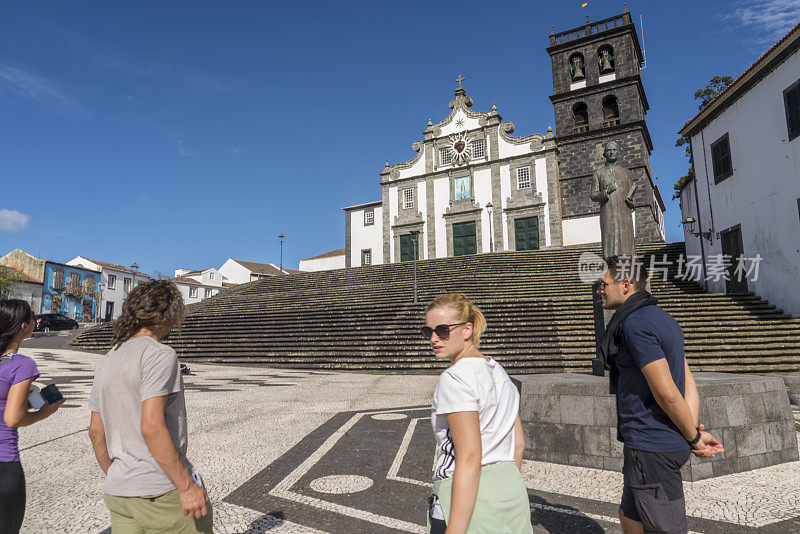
[
  {"xmin": 410, "ymin": 231, "xmax": 420, "ymax": 304},
  {"xmin": 278, "ymin": 234, "xmax": 286, "ymax": 274},
  {"xmin": 486, "ymin": 202, "xmax": 494, "ymax": 252},
  {"xmin": 130, "ymin": 263, "xmax": 139, "ymax": 290}
]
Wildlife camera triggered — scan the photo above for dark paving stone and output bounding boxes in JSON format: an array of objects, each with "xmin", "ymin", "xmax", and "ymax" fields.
[{"xmin": 225, "ymin": 406, "xmax": 796, "ymax": 533}]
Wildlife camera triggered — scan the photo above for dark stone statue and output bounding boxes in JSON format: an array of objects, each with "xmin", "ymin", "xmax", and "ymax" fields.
[{"xmin": 590, "ymin": 141, "xmax": 636, "ymax": 258}]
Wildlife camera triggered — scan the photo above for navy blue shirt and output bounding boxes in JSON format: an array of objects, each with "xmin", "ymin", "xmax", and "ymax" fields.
[{"xmin": 616, "ymin": 304, "xmax": 689, "ymax": 452}]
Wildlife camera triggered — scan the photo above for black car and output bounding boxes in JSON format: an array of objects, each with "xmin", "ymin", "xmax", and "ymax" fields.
[{"xmin": 34, "ymin": 314, "xmax": 79, "ymax": 332}]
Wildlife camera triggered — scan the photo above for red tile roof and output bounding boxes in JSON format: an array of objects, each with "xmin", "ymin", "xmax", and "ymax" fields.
[
  {"xmin": 0, "ymin": 265, "xmax": 42, "ymax": 284},
  {"xmin": 301, "ymin": 248, "xmax": 345, "ymax": 261},
  {"xmin": 233, "ymin": 260, "xmax": 286, "ymax": 276},
  {"xmin": 82, "ymin": 257, "xmax": 151, "ymax": 276},
  {"xmin": 679, "ymin": 22, "xmax": 800, "ymax": 136}
]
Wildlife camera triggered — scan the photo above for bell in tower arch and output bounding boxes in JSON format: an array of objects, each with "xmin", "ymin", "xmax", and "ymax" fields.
[
  {"xmin": 570, "ymin": 53, "xmax": 585, "ymax": 81},
  {"xmin": 598, "ymin": 47, "xmax": 615, "ymax": 74}
]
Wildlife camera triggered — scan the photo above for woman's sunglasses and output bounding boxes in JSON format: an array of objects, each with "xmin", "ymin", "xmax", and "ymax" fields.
[{"xmin": 420, "ymin": 322, "xmax": 467, "ymax": 340}]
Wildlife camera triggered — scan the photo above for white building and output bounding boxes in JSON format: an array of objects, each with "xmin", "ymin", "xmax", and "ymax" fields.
[
  {"xmin": 172, "ymin": 267, "xmax": 228, "ymax": 305},
  {"xmin": 299, "ymin": 249, "xmax": 346, "ymax": 271},
  {"xmin": 676, "ymin": 22, "xmax": 800, "ymax": 315},
  {"xmin": 0, "ymin": 266, "xmax": 43, "ymax": 313},
  {"xmin": 218, "ymin": 259, "xmax": 295, "ymax": 284},
  {"xmin": 67, "ymin": 257, "xmax": 152, "ymax": 321}
]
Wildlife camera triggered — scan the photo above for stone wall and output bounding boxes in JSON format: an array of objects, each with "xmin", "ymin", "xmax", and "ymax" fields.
[{"xmin": 514, "ymin": 372, "xmax": 798, "ymax": 481}]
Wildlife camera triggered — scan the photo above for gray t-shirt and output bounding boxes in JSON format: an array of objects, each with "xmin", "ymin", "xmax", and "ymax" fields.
[{"xmin": 88, "ymin": 336, "xmax": 192, "ymax": 497}]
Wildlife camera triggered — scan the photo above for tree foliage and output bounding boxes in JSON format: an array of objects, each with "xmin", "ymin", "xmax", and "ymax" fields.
[
  {"xmin": 674, "ymin": 76, "xmax": 735, "ymax": 191},
  {"xmin": 0, "ymin": 268, "xmax": 23, "ymax": 298}
]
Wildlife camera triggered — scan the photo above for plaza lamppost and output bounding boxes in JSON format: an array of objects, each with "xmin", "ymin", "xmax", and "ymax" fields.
[
  {"xmin": 130, "ymin": 263, "xmax": 139, "ymax": 292},
  {"xmin": 410, "ymin": 231, "xmax": 420, "ymax": 304},
  {"xmin": 278, "ymin": 234, "xmax": 286, "ymax": 274},
  {"xmin": 96, "ymin": 282, "xmax": 105, "ymax": 323},
  {"xmin": 486, "ymin": 202, "xmax": 494, "ymax": 252}
]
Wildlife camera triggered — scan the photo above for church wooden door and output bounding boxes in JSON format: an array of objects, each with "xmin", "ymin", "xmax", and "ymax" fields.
[
  {"xmin": 514, "ymin": 216, "xmax": 540, "ymax": 251},
  {"xmin": 400, "ymin": 234, "xmax": 417, "ymax": 262},
  {"xmin": 453, "ymin": 221, "xmax": 477, "ymax": 256},
  {"xmin": 721, "ymin": 224, "xmax": 747, "ymax": 293}
]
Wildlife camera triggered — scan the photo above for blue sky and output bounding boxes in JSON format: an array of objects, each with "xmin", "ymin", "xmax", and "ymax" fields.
[{"xmin": 2, "ymin": 0, "xmax": 798, "ymax": 277}]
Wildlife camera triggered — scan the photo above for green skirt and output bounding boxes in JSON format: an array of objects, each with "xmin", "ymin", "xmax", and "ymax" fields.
[{"xmin": 428, "ymin": 461, "xmax": 533, "ymax": 534}]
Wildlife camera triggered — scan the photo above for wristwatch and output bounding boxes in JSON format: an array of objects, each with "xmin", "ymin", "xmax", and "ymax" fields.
[{"xmin": 687, "ymin": 427, "xmax": 702, "ymax": 446}]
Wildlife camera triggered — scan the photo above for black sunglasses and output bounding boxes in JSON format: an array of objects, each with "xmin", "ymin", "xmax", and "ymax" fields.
[{"xmin": 420, "ymin": 322, "xmax": 467, "ymax": 340}]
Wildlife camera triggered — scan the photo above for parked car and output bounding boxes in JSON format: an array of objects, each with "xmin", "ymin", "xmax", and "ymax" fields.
[{"xmin": 34, "ymin": 314, "xmax": 79, "ymax": 332}]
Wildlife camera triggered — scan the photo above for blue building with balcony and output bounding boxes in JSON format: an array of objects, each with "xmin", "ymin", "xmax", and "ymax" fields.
[{"xmin": 41, "ymin": 261, "xmax": 101, "ymax": 322}]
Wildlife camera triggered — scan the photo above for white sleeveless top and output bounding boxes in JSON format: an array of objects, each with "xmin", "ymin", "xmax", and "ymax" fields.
[{"xmin": 430, "ymin": 356, "xmax": 520, "ymax": 480}]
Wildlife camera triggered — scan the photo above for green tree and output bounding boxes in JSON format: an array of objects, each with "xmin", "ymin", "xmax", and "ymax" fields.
[
  {"xmin": 675, "ymin": 75, "xmax": 735, "ymax": 192},
  {"xmin": 0, "ymin": 267, "xmax": 23, "ymax": 298}
]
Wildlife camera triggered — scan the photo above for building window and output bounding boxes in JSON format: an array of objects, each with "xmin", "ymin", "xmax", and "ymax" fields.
[
  {"xmin": 785, "ymin": 79, "xmax": 800, "ymax": 141},
  {"xmin": 52, "ymin": 269, "xmax": 64, "ymax": 290},
  {"xmin": 189, "ymin": 287, "xmax": 198, "ymax": 298},
  {"xmin": 123, "ymin": 278, "xmax": 132, "ymax": 292},
  {"xmin": 471, "ymin": 139, "xmax": 485, "ymax": 159},
  {"xmin": 364, "ymin": 209, "xmax": 374, "ymax": 226},
  {"xmin": 209, "ymin": 272, "xmax": 215, "ymax": 280},
  {"xmin": 440, "ymin": 147, "xmax": 452, "ymax": 165},
  {"xmin": 204, "ymin": 288, "xmax": 212, "ymax": 298},
  {"xmin": 402, "ymin": 188, "xmax": 414, "ymax": 209},
  {"xmin": 569, "ymin": 53, "xmax": 585, "ymax": 81},
  {"xmin": 362, "ymin": 249, "xmax": 372, "ymax": 266},
  {"xmin": 598, "ymin": 45, "xmax": 615, "ymax": 73},
  {"xmin": 602, "ymin": 95, "xmax": 620, "ymax": 127},
  {"xmin": 573, "ymin": 102, "xmax": 589, "ymax": 133},
  {"xmin": 517, "ymin": 167, "xmax": 531, "ymax": 189},
  {"xmin": 108, "ymin": 274, "xmax": 116, "ymax": 290},
  {"xmin": 711, "ymin": 133, "xmax": 733, "ymax": 183}
]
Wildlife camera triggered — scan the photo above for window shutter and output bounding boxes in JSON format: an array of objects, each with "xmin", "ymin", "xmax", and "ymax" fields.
[{"xmin": 787, "ymin": 83, "xmax": 800, "ymax": 139}]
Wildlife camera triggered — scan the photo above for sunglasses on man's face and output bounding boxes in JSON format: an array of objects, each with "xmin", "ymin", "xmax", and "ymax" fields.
[{"xmin": 420, "ymin": 322, "xmax": 467, "ymax": 340}]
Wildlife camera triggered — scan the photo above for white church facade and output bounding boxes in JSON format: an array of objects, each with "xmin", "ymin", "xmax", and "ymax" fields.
[{"xmin": 341, "ymin": 10, "xmax": 665, "ymax": 268}]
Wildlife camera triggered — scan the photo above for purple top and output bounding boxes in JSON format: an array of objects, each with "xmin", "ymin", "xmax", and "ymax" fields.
[{"xmin": 0, "ymin": 353, "xmax": 39, "ymax": 462}]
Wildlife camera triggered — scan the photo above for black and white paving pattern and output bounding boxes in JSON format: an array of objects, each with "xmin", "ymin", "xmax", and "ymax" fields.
[{"xmin": 14, "ymin": 347, "xmax": 800, "ymax": 533}]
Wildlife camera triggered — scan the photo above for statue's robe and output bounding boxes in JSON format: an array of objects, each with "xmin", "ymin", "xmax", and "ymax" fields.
[{"xmin": 590, "ymin": 164, "xmax": 636, "ymax": 258}]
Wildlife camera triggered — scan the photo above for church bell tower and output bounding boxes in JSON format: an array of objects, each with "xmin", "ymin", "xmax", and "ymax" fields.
[{"xmin": 548, "ymin": 7, "xmax": 664, "ymax": 243}]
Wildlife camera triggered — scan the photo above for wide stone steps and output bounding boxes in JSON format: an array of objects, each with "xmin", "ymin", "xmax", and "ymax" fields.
[{"xmin": 73, "ymin": 242, "xmax": 800, "ymax": 373}]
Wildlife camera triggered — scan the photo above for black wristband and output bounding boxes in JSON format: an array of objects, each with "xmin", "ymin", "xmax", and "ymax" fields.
[{"xmin": 687, "ymin": 428, "xmax": 702, "ymax": 446}]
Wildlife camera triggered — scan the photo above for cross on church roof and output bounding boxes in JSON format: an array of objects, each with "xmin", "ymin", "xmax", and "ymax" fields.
[{"xmin": 455, "ymin": 74, "xmax": 465, "ymax": 89}]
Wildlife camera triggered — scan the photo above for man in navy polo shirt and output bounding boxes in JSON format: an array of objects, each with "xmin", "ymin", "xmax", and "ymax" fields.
[{"xmin": 598, "ymin": 256, "xmax": 724, "ymax": 534}]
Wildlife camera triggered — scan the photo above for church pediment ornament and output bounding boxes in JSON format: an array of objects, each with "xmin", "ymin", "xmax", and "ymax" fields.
[{"xmin": 449, "ymin": 131, "xmax": 472, "ymax": 165}]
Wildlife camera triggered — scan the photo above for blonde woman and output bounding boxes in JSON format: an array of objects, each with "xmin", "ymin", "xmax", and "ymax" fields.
[
  {"xmin": 423, "ymin": 294, "xmax": 532, "ymax": 534},
  {"xmin": 88, "ymin": 280, "xmax": 211, "ymax": 533}
]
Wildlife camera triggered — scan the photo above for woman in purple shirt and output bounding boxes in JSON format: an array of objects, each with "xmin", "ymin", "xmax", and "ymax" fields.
[{"xmin": 0, "ymin": 300, "xmax": 64, "ymax": 533}]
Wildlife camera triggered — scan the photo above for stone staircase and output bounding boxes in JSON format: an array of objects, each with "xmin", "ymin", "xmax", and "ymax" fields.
[{"xmin": 71, "ymin": 242, "xmax": 800, "ymax": 374}]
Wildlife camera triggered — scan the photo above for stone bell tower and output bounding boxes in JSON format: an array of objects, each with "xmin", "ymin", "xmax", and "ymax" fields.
[{"xmin": 548, "ymin": 7, "xmax": 664, "ymax": 243}]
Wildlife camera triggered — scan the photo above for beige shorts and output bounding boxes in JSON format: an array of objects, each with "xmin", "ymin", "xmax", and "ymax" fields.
[{"xmin": 104, "ymin": 489, "xmax": 213, "ymax": 534}]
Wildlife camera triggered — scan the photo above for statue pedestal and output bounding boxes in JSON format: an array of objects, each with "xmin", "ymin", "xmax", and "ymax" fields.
[{"xmin": 512, "ymin": 372, "xmax": 798, "ymax": 481}]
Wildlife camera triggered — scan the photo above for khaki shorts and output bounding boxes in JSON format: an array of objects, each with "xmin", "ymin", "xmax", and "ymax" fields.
[{"xmin": 104, "ymin": 489, "xmax": 213, "ymax": 534}]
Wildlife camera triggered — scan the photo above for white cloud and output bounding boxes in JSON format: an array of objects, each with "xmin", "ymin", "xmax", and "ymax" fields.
[
  {"xmin": 0, "ymin": 65, "xmax": 94, "ymax": 120},
  {"xmin": 0, "ymin": 209, "xmax": 30, "ymax": 233},
  {"xmin": 730, "ymin": 0, "xmax": 800, "ymax": 41}
]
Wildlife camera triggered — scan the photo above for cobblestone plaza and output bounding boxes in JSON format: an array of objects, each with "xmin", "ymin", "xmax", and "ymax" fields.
[{"xmin": 17, "ymin": 349, "xmax": 800, "ymax": 533}]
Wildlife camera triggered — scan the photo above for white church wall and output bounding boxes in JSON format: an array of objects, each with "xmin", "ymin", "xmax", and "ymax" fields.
[
  {"xmin": 416, "ymin": 182, "xmax": 428, "ymax": 259},
  {"xmin": 438, "ymin": 110, "xmax": 481, "ymax": 137},
  {"xmin": 434, "ymin": 177, "xmax": 449, "ymax": 257},
  {"xmin": 562, "ymin": 216, "xmax": 601, "ymax": 246},
  {"xmin": 534, "ymin": 157, "xmax": 552, "ymax": 247},
  {"xmin": 685, "ymin": 49, "xmax": 800, "ymax": 314},
  {"xmin": 350, "ymin": 206, "xmax": 384, "ymax": 267},
  {"xmin": 302, "ymin": 254, "xmax": 345, "ymax": 272},
  {"xmin": 496, "ymin": 129, "xmax": 533, "ymax": 159},
  {"xmin": 473, "ymin": 169, "xmax": 492, "ymax": 253},
  {"xmin": 388, "ymin": 187, "xmax": 399, "ymax": 263},
  {"xmin": 500, "ymin": 165, "xmax": 511, "ymax": 250},
  {"xmin": 398, "ymin": 152, "xmax": 427, "ymax": 179}
]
